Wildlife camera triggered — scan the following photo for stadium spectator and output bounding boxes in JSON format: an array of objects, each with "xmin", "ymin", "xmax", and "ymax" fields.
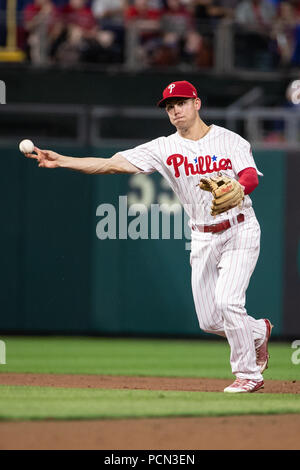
[
  {"xmin": 125, "ymin": 0, "xmax": 162, "ymax": 24},
  {"xmin": 52, "ymin": 0, "xmax": 122, "ymax": 64},
  {"xmin": 160, "ymin": 0, "xmax": 193, "ymax": 35},
  {"xmin": 148, "ymin": 32, "xmax": 181, "ymax": 65},
  {"xmin": 148, "ymin": 0, "xmax": 193, "ymax": 66},
  {"xmin": 187, "ymin": 1, "xmax": 221, "ymax": 69},
  {"xmin": 23, "ymin": 0, "xmax": 61, "ymax": 63},
  {"xmin": 92, "ymin": 0, "xmax": 125, "ymax": 29},
  {"xmin": 192, "ymin": 0, "xmax": 238, "ymax": 24},
  {"xmin": 91, "ymin": 0, "xmax": 125, "ymax": 57},
  {"xmin": 235, "ymin": 0, "xmax": 275, "ymax": 26},
  {"xmin": 181, "ymin": 28, "xmax": 213, "ymax": 66},
  {"xmin": 235, "ymin": 0, "xmax": 277, "ymax": 69},
  {"xmin": 290, "ymin": 25, "xmax": 300, "ymax": 67},
  {"xmin": 60, "ymin": 0, "xmax": 98, "ymax": 31},
  {"xmin": 124, "ymin": 0, "xmax": 162, "ymax": 66},
  {"xmin": 288, "ymin": 0, "xmax": 300, "ymax": 17},
  {"xmin": 20, "ymin": 0, "xmax": 296, "ymax": 70},
  {"xmin": 192, "ymin": 0, "xmax": 215, "ymax": 24},
  {"xmin": 149, "ymin": 0, "xmax": 213, "ymax": 68},
  {"xmin": 272, "ymin": 0, "xmax": 298, "ymax": 67}
]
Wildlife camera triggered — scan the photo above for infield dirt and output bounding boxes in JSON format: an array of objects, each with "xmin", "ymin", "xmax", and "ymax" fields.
[
  {"xmin": 0, "ymin": 373, "xmax": 299, "ymax": 450},
  {"xmin": 0, "ymin": 373, "xmax": 299, "ymax": 393}
]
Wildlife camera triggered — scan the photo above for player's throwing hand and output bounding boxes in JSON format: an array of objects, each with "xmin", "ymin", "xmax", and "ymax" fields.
[{"xmin": 25, "ymin": 147, "xmax": 62, "ymax": 169}]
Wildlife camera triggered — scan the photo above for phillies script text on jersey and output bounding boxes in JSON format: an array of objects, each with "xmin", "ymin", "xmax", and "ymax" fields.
[{"xmin": 166, "ymin": 154, "xmax": 232, "ymax": 178}]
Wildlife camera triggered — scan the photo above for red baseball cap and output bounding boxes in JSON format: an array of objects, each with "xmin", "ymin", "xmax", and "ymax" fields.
[{"xmin": 157, "ymin": 80, "xmax": 198, "ymax": 108}]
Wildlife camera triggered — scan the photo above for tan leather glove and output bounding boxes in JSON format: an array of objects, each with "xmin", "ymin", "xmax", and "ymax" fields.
[{"xmin": 199, "ymin": 175, "xmax": 244, "ymax": 216}]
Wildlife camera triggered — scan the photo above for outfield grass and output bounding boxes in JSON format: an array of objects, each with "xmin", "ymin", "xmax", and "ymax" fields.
[
  {"xmin": 0, "ymin": 385, "xmax": 299, "ymax": 421},
  {"xmin": 0, "ymin": 336, "xmax": 298, "ymax": 381}
]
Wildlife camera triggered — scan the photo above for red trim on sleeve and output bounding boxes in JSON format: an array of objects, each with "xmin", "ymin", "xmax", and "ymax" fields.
[{"xmin": 238, "ymin": 167, "xmax": 259, "ymax": 195}]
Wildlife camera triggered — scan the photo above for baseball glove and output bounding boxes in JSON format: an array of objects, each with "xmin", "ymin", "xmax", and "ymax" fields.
[{"xmin": 199, "ymin": 175, "xmax": 244, "ymax": 216}]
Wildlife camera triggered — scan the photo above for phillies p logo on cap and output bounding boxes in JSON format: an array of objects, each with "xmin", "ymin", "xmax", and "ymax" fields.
[
  {"xmin": 168, "ymin": 84, "xmax": 176, "ymax": 93},
  {"xmin": 157, "ymin": 81, "xmax": 198, "ymax": 107}
]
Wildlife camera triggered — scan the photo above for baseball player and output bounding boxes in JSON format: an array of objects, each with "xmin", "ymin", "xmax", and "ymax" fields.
[{"xmin": 24, "ymin": 80, "xmax": 273, "ymax": 393}]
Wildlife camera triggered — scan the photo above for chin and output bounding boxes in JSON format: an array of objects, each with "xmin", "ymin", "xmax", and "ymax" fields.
[{"xmin": 175, "ymin": 122, "xmax": 187, "ymax": 131}]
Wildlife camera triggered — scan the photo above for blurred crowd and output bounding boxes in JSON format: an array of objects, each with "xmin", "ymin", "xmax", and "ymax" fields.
[{"xmin": 12, "ymin": 0, "xmax": 300, "ymax": 69}]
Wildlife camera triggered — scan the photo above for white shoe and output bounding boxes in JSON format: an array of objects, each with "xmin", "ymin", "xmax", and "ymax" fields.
[{"xmin": 224, "ymin": 378, "xmax": 264, "ymax": 393}]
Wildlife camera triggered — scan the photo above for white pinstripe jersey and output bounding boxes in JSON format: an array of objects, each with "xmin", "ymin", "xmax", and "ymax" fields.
[{"xmin": 120, "ymin": 124, "xmax": 262, "ymax": 225}]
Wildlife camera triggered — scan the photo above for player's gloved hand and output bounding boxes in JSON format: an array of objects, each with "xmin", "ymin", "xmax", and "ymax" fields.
[{"xmin": 198, "ymin": 174, "xmax": 244, "ymax": 216}]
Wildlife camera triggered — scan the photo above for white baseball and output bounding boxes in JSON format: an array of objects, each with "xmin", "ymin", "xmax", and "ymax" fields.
[{"xmin": 19, "ymin": 139, "xmax": 35, "ymax": 154}]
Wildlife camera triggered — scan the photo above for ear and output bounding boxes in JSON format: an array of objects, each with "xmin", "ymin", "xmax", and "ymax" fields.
[{"xmin": 195, "ymin": 98, "xmax": 201, "ymax": 111}]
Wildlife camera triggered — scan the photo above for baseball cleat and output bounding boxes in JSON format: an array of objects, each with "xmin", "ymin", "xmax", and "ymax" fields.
[
  {"xmin": 224, "ymin": 378, "xmax": 264, "ymax": 393},
  {"xmin": 256, "ymin": 319, "xmax": 274, "ymax": 373}
]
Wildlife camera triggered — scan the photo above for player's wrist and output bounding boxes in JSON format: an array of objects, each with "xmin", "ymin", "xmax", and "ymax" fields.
[{"xmin": 57, "ymin": 155, "xmax": 70, "ymax": 168}]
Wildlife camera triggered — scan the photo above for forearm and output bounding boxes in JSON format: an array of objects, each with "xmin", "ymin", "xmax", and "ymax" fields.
[
  {"xmin": 58, "ymin": 156, "xmax": 116, "ymax": 174},
  {"xmin": 27, "ymin": 148, "xmax": 140, "ymax": 174},
  {"xmin": 56, "ymin": 152, "xmax": 140, "ymax": 175}
]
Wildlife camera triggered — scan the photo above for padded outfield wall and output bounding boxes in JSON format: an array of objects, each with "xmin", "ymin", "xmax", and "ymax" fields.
[{"xmin": 0, "ymin": 145, "xmax": 298, "ymax": 337}]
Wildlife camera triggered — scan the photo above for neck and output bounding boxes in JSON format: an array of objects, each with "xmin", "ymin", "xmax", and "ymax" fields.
[{"xmin": 177, "ymin": 118, "xmax": 211, "ymax": 141}]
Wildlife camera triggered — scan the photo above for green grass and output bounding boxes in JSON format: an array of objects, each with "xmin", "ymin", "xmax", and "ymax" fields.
[
  {"xmin": 0, "ymin": 337, "xmax": 299, "ymax": 422},
  {"xmin": 0, "ymin": 385, "xmax": 299, "ymax": 421},
  {"xmin": 0, "ymin": 336, "xmax": 298, "ymax": 381}
]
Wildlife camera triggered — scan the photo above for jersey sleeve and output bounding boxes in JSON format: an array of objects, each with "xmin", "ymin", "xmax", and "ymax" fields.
[
  {"xmin": 232, "ymin": 137, "xmax": 263, "ymax": 176},
  {"xmin": 119, "ymin": 140, "xmax": 159, "ymax": 174}
]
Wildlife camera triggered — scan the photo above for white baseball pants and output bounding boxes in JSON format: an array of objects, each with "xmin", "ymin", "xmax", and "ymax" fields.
[{"xmin": 190, "ymin": 210, "xmax": 266, "ymax": 381}]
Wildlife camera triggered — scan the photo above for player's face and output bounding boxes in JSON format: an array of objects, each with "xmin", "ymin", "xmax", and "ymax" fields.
[{"xmin": 165, "ymin": 98, "xmax": 201, "ymax": 130}]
